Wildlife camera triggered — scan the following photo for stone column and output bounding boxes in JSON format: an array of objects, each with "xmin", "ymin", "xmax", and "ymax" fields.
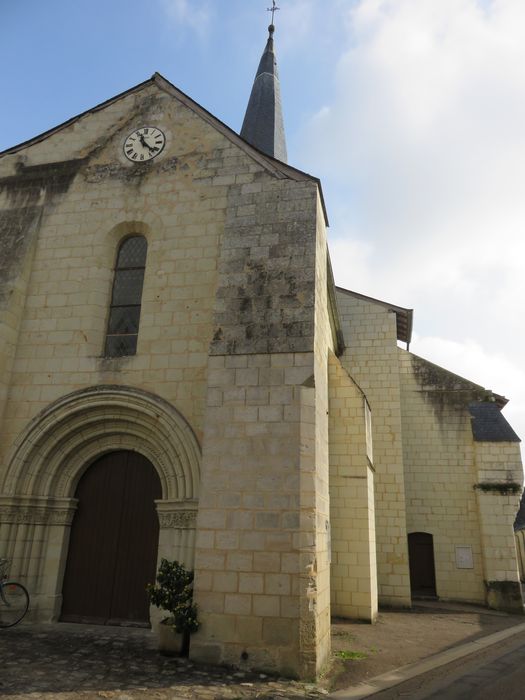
[
  {"xmin": 155, "ymin": 500, "xmax": 198, "ymax": 569},
  {"xmin": 151, "ymin": 500, "xmax": 198, "ymax": 630},
  {"xmin": 0, "ymin": 495, "xmax": 77, "ymax": 621}
]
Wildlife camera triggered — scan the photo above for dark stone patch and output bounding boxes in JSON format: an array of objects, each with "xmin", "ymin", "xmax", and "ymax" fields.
[
  {"xmin": 0, "ymin": 158, "xmax": 86, "ymax": 208},
  {"xmin": 484, "ymin": 580, "xmax": 524, "ymax": 614},
  {"xmin": 0, "ymin": 160, "xmax": 87, "ymax": 308},
  {"xmin": 83, "ymin": 161, "xmax": 157, "ymax": 184},
  {"xmin": 475, "ymin": 481, "xmax": 521, "ymax": 495},
  {"xmin": 209, "ymin": 178, "xmax": 318, "ymax": 356},
  {"xmin": 0, "ymin": 206, "xmax": 42, "ymax": 304},
  {"xmin": 410, "ymin": 354, "xmax": 489, "ymax": 424},
  {"xmin": 160, "ymin": 156, "xmax": 179, "ymax": 172}
]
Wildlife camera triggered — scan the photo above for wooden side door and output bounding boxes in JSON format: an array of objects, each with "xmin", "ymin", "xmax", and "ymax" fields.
[
  {"xmin": 408, "ymin": 532, "xmax": 437, "ymax": 598},
  {"xmin": 61, "ymin": 450, "xmax": 161, "ymax": 626}
]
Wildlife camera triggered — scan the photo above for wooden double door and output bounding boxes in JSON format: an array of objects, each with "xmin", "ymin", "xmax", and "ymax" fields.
[{"xmin": 61, "ymin": 450, "xmax": 162, "ymax": 626}]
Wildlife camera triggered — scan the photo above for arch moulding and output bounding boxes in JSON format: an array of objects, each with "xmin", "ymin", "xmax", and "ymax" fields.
[{"xmin": 3, "ymin": 385, "xmax": 201, "ymax": 502}]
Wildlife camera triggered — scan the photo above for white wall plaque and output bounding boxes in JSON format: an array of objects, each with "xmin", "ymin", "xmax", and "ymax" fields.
[{"xmin": 455, "ymin": 545, "xmax": 474, "ymax": 569}]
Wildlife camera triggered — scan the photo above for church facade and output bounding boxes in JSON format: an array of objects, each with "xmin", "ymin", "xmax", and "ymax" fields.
[{"xmin": 0, "ymin": 28, "xmax": 522, "ymax": 679}]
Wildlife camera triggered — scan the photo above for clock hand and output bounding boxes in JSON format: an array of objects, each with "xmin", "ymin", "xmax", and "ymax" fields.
[{"xmin": 139, "ymin": 134, "xmax": 159, "ymax": 153}]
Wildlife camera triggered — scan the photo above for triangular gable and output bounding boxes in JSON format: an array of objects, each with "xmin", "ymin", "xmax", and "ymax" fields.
[{"xmin": 0, "ymin": 72, "xmax": 328, "ymax": 224}]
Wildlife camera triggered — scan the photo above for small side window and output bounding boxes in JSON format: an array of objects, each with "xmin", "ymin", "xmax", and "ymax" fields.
[{"xmin": 105, "ymin": 235, "xmax": 147, "ymax": 357}]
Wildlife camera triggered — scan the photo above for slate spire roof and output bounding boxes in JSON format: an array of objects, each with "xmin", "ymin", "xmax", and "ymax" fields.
[{"xmin": 240, "ymin": 23, "xmax": 288, "ymax": 163}]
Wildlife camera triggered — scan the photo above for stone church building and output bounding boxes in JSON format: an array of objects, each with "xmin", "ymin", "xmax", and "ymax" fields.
[{"xmin": 0, "ymin": 24, "xmax": 522, "ymax": 678}]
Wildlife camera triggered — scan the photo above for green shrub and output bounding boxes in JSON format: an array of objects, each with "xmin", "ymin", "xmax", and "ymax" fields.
[{"xmin": 147, "ymin": 559, "xmax": 199, "ymax": 635}]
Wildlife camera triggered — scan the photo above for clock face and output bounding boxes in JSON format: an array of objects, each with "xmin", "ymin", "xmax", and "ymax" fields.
[{"xmin": 124, "ymin": 126, "xmax": 165, "ymax": 162}]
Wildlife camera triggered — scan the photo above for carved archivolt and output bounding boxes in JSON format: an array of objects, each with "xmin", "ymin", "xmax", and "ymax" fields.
[{"xmin": 3, "ymin": 385, "xmax": 201, "ymax": 502}]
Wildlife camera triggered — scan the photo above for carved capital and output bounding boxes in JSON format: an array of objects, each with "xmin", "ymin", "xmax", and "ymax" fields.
[
  {"xmin": 158, "ymin": 510, "xmax": 197, "ymax": 529},
  {"xmin": 155, "ymin": 499, "xmax": 198, "ymax": 530},
  {"xmin": 0, "ymin": 499, "xmax": 77, "ymax": 526}
]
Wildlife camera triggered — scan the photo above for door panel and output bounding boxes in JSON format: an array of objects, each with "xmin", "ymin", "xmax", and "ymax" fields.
[
  {"xmin": 109, "ymin": 453, "xmax": 162, "ymax": 624},
  {"xmin": 61, "ymin": 451, "xmax": 161, "ymax": 626},
  {"xmin": 408, "ymin": 532, "xmax": 437, "ymax": 598}
]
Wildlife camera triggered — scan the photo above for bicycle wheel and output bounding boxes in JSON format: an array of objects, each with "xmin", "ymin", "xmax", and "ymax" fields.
[{"xmin": 0, "ymin": 582, "xmax": 29, "ymax": 628}]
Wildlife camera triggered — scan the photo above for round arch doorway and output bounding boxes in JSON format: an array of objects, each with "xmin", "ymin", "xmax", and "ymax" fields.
[{"xmin": 61, "ymin": 450, "xmax": 162, "ymax": 626}]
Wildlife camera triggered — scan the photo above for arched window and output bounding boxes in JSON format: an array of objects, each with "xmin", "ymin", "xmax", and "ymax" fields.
[{"xmin": 105, "ymin": 235, "xmax": 147, "ymax": 357}]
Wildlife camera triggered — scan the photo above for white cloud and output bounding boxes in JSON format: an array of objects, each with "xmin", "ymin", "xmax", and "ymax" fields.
[
  {"xmin": 160, "ymin": 0, "xmax": 212, "ymax": 39},
  {"xmin": 412, "ymin": 334, "xmax": 525, "ymax": 443},
  {"xmin": 329, "ymin": 232, "xmax": 376, "ymax": 294},
  {"xmin": 299, "ymin": 0, "xmax": 525, "ymax": 444}
]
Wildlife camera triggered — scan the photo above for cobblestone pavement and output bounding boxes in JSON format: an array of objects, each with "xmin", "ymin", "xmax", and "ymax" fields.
[{"xmin": 0, "ymin": 623, "xmax": 327, "ymax": 700}]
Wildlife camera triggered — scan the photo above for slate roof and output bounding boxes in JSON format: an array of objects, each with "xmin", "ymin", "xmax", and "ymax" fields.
[
  {"xmin": 469, "ymin": 402, "xmax": 521, "ymax": 442},
  {"xmin": 240, "ymin": 25, "xmax": 287, "ymax": 162}
]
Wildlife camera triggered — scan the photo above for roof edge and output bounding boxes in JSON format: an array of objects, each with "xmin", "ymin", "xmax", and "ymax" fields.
[
  {"xmin": 0, "ymin": 77, "xmax": 155, "ymax": 157},
  {"xmin": 335, "ymin": 286, "xmax": 413, "ymax": 345},
  {"xmin": 0, "ymin": 72, "xmax": 329, "ymax": 227},
  {"xmin": 409, "ymin": 352, "xmax": 508, "ymax": 409},
  {"xmin": 152, "ymin": 74, "xmax": 328, "ymax": 225}
]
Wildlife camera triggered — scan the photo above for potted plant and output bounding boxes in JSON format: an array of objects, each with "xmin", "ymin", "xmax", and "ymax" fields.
[{"xmin": 147, "ymin": 558, "xmax": 199, "ymax": 656}]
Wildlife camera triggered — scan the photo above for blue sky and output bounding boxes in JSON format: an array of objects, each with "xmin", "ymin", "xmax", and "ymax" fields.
[
  {"xmin": 3, "ymin": 0, "xmax": 525, "ymax": 447},
  {"xmin": 1, "ymin": 0, "xmax": 344, "ymax": 153}
]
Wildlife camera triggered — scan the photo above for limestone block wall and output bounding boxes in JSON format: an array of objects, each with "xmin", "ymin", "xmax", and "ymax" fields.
[
  {"xmin": 192, "ymin": 184, "xmax": 333, "ymax": 678},
  {"xmin": 310, "ymin": 207, "xmax": 336, "ymax": 675},
  {"xmin": 0, "ymin": 82, "xmax": 235, "ymax": 472},
  {"xmin": 399, "ymin": 351, "xmax": 485, "ymax": 601},
  {"xmin": 0, "ymin": 74, "xmax": 337, "ymax": 677},
  {"xmin": 336, "ymin": 291, "xmax": 410, "ymax": 607},
  {"xmin": 0, "ymin": 206, "xmax": 42, "ymax": 429},
  {"xmin": 192, "ymin": 352, "xmax": 318, "ymax": 677},
  {"xmin": 474, "ymin": 441, "xmax": 523, "ymax": 612},
  {"xmin": 0, "ymin": 84, "xmax": 238, "ymax": 607},
  {"xmin": 398, "ymin": 352, "xmax": 523, "ymax": 608},
  {"xmin": 0, "ymin": 79, "xmax": 320, "ymax": 487},
  {"xmin": 328, "ymin": 353, "xmax": 377, "ymax": 621},
  {"xmin": 0, "ymin": 78, "xmax": 327, "ymax": 640}
]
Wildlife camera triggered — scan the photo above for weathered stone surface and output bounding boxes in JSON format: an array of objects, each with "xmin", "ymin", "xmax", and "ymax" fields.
[{"xmin": 210, "ymin": 181, "xmax": 318, "ymax": 356}]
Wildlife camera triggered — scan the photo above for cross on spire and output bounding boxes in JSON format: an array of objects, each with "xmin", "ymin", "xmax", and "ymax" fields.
[
  {"xmin": 241, "ymin": 0, "xmax": 288, "ymax": 162},
  {"xmin": 267, "ymin": 1, "xmax": 280, "ymax": 26}
]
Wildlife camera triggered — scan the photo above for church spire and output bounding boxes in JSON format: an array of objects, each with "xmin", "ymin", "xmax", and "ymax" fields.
[{"xmin": 240, "ymin": 8, "xmax": 288, "ymax": 163}]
